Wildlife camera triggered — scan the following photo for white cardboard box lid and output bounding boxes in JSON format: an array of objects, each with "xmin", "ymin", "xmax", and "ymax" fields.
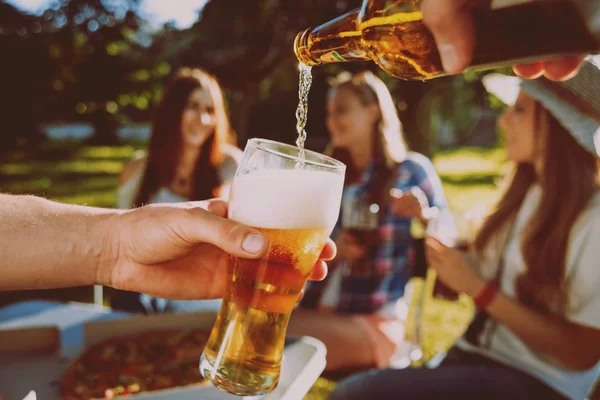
[{"xmin": 0, "ymin": 311, "xmax": 327, "ymax": 400}]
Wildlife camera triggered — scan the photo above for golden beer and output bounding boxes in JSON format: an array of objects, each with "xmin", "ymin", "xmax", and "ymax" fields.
[
  {"xmin": 200, "ymin": 227, "xmax": 328, "ymax": 395},
  {"xmin": 199, "ymin": 139, "xmax": 345, "ymax": 396}
]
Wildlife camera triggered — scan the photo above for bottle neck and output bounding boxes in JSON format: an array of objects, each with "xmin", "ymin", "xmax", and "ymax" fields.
[
  {"xmin": 294, "ymin": 28, "xmax": 320, "ymax": 66},
  {"xmin": 294, "ymin": 8, "xmax": 369, "ymax": 66}
]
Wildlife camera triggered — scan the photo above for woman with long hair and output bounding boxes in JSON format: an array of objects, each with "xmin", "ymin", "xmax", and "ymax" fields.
[
  {"xmin": 330, "ymin": 61, "xmax": 600, "ymax": 400},
  {"xmin": 113, "ymin": 67, "xmax": 241, "ymax": 313},
  {"xmin": 118, "ymin": 67, "xmax": 239, "ymax": 209},
  {"xmin": 288, "ymin": 70, "xmax": 454, "ymax": 372}
]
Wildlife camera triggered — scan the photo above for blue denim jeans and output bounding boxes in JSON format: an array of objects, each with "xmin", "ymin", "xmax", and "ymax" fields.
[{"xmin": 329, "ymin": 348, "xmax": 567, "ymax": 400}]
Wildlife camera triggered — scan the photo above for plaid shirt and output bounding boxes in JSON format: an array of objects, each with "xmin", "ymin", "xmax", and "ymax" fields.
[{"xmin": 302, "ymin": 152, "xmax": 453, "ymax": 314}]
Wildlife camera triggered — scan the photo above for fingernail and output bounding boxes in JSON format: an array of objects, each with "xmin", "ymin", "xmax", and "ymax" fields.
[
  {"xmin": 439, "ymin": 44, "xmax": 460, "ymax": 73},
  {"xmin": 242, "ymin": 233, "xmax": 265, "ymax": 254},
  {"xmin": 207, "ymin": 200, "xmax": 227, "ymax": 217}
]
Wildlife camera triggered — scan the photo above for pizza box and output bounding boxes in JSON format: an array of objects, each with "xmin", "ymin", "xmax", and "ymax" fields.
[{"xmin": 0, "ymin": 310, "xmax": 327, "ymax": 400}]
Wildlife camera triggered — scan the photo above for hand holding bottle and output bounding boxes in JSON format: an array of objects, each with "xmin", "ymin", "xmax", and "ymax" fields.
[
  {"xmin": 420, "ymin": 0, "xmax": 588, "ymax": 80},
  {"xmin": 295, "ymin": 0, "xmax": 598, "ymax": 81}
]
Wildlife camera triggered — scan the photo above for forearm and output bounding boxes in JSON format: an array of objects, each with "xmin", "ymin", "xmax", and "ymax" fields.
[
  {"xmin": 0, "ymin": 194, "xmax": 120, "ymax": 291},
  {"xmin": 478, "ymin": 287, "xmax": 596, "ymax": 370},
  {"xmin": 288, "ymin": 308, "xmax": 374, "ymax": 371}
]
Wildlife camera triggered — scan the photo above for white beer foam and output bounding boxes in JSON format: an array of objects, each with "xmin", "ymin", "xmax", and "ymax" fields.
[{"xmin": 228, "ymin": 168, "xmax": 343, "ymax": 231}]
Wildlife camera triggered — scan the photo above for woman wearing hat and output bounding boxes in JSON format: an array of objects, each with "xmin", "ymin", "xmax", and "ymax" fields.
[{"xmin": 330, "ymin": 61, "xmax": 600, "ymax": 399}]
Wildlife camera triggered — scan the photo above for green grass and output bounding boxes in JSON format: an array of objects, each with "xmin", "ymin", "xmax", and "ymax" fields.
[
  {"xmin": 434, "ymin": 146, "xmax": 506, "ymax": 214},
  {"xmin": 0, "ymin": 143, "xmax": 144, "ymax": 209}
]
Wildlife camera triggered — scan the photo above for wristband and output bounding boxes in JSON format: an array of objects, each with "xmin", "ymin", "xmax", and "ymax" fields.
[{"xmin": 473, "ymin": 280, "xmax": 499, "ymax": 310}]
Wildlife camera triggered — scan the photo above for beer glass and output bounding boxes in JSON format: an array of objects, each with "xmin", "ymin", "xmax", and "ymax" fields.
[
  {"xmin": 199, "ymin": 138, "xmax": 345, "ymax": 396},
  {"xmin": 341, "ymin": 196, "xmax": 379, "ymax": 278}
]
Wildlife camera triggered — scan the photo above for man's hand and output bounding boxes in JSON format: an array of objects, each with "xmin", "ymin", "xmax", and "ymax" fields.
[
  {"xmin": 420, "ymin": 0, "xmax": 586, "ymax": 80},
  {"xmin": 100, "ymin": 199, "xmax": 335, "ymax": 300}
]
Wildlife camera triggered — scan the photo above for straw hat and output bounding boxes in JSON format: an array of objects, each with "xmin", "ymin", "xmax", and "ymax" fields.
[{"xmin": 482, "ymin": 60, "xmax": 600, "ymax": 157}]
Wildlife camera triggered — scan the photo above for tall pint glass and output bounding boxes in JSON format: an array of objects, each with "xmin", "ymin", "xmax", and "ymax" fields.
[{"xmin": 199, "ymin": 139, "xmax": 345, "ymax": 396}]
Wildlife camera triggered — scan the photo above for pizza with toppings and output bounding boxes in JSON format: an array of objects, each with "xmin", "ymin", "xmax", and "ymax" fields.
[{"xmin": 60, "ymin": 329, "xmax": 211, "ymax": 400}]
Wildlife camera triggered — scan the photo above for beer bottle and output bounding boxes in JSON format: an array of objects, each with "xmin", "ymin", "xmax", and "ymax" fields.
[{"xmin": 294, "ymin": 0, "xmax": 600, "ymax": 81}]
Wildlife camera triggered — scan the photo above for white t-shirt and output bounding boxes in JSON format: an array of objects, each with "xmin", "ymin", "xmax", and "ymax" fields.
[
  {"xmin": 456, "ymin": 185, "xmax": 600, "ymax": 400},
  {"xmin": 116, "ymin": 144, "xmax": 241, "ymax": 209}
]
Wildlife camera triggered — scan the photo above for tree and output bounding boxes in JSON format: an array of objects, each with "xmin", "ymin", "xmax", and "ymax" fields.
[
  {"xmin": 46, "ymin": 0, "xmax": 149, "ymax": 144},
  {"xmin": 0, "ymin": 1, "xmax": 54, "ymax": 149},
  {"xmin": 0, "ymin": 0, "xmax": 154, "ymax": 146}
]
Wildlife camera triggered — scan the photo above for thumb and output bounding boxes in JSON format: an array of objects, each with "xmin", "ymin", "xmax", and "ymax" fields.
[
  {"xmin": 421, "ymin": 0, "xmax": 474, "ymax": 74},
  {"xmin": 175, "ymin": 206, "xmax": 269, "ymax": 259}
]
